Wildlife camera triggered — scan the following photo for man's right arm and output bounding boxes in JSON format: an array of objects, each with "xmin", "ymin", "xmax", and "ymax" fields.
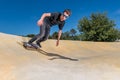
[
  {"xmin": 37, "ymin": 13, "xmax": 51, "ymax": 26},
  {"xmin": 40, "ymin": 13, "xmax": 51, "ymax": 21}
]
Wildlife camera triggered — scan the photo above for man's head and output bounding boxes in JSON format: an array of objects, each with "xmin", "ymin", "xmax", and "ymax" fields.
[
  {"xmin": 60, "ymin": 9, "xmax": 71, "ymax": 21},
  {"xmin": 63, "ymin": 9, "xmax": 71, "ymax": 16}
]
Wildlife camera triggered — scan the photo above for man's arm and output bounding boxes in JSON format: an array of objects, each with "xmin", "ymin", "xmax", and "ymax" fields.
[
  {"xmin": 56, "ymin": 30, "xmax": 62, "ymax": 46},
  {"xmin": 37, "ymin": 13, "xmax": 51, "ymax": 26}
]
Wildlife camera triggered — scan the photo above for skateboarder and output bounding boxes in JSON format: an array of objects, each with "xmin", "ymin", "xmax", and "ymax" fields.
[{"xmin": 26, "ymin": 9, "xmax": 71, "ymax": 48}]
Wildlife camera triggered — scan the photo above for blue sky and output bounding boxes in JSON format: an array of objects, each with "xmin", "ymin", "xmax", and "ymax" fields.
[{"xmin": 0, "ymin": 0, "xmax": 120, "ymax": 35}]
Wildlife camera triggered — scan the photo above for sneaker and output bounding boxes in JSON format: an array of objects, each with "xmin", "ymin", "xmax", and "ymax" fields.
[
  {"xmin": 24, "ymin": 42, "xmax": 32, "ymax": 48},
  {"xmin": 36, "ymin": 42, "xmax": 42, "ymax": 48}
]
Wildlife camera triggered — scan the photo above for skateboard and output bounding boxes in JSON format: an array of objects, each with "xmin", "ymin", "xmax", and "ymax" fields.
[
  {"xmin": 23, "ymin": 42, "xmax": 39, "ymax": 50},
  {"xmin": 18, "ymin": 42, "xmax": 47, "ymax": 54}
]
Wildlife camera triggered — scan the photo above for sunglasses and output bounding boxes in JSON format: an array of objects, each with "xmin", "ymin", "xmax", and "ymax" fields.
[{"xmin": 62, "ymin": 14, "xmax": 69, "ymax": 19}]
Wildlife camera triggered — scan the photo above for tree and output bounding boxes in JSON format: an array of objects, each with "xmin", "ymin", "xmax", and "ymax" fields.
[
  {"xmin": 70, "ymin": 28, "xmax": 77, "ymax": 40},
  {"xmin": 26, "ymin": 34, "xmax": 35, "ymax": 38},
  {"xmin": 51, "ymin": 32, "xmax": 58, "ymax": 39},
  {"xmin": 118, "ymin": 30, "xmax": 120, "ymax": 39},
  {"xmin": 78, "ymin": 12, "xmax": 119, "ymax": 42},
  {"xmin": 70, "ymin": 29, "xmax": 77, "ymax": 36},
  {"xmin": 61, "ymin": 31, "xmax": 70, "ymax": 40}
]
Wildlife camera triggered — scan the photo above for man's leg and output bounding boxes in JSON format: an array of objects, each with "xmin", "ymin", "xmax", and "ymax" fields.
[
  {"xmin": 36, "ymin": 25, "xmax": 50, "ymax": 47},
  {"xmin": 28, "ymin": 23, "xmax": 46, "ymax": 44},
  {"xmin": 41, "ymin": 26, "xmax": 51, "ymax": 42},
  {"xmin": 28, "ymin": 34, "xmax": 41, "ymax": 44}
]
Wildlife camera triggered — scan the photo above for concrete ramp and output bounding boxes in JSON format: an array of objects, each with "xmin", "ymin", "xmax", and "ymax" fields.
[{"xmin": 0, "ymin": 32, "xmax": 120, "ymax": 80}]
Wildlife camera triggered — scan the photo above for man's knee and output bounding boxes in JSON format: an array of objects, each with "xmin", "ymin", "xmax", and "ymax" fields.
[
  {"xmin": 42, "ymin": 37, "xmax": 48, "ymax": 42},
  {"xmin": 43, "ymin": 38, "xmax": 48, "ymax": 41}
]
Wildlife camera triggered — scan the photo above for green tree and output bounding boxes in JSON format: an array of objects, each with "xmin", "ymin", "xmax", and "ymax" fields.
[
  {"xmin": 70, "ymin": 29, "xmax": 77, "ymax": 36},
  {"xmin": 26, "ymin": 34, "xmax": 35, "ymax": 38},
  {"xmin": 70, "ymin": 28, "xmax": 77, "ymax": 40},
  {"xmin": 78, "ymin": 12, "xmax": 119, "ymax": 42},
  {"xmin": 61, "ymin": 31, "xmax": 70, "ymax": 40},
  {"xmin": 51, "ymin": 32, "xmax": 58, "ymax": 39}
]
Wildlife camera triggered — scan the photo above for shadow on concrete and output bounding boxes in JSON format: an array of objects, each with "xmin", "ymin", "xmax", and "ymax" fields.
[
  {"xmin": 17, "ymin": 41, "xmax": 79, "ymax": 61},
  {"xmin": 37, "ymin": 49, "xmax": 79, "ymax": 61}
]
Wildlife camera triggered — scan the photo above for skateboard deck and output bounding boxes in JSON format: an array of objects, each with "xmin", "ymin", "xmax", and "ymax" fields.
[
  {"xmin": 23, "ymin": 42, "xmax": 39, "ymax": 50},
  {"xmin": 17, "ymin": 41, "xmax": 47, "ymax": 54}
]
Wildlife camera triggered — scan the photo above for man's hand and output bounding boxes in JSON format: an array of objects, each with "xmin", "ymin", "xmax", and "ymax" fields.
[
  {"xmin": 56, "ymin": 40, "xmax": 59, "ymax": 46},
  {"xmin": 37, "ymin": 19, "xmax": 43, "ymax": 26}
]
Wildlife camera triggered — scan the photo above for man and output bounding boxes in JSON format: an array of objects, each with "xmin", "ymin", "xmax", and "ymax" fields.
[{"xmin": 26, "ymin": 9, "xmax": 71, "ymax": 48}]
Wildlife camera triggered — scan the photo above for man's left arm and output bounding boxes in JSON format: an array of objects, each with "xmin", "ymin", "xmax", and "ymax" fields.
[
  {"xmin": 56, "ymin": 21, "xmax": 65, "ymax": 46},
  {"xmin": 56, "ymin": 30, "xmax": 62, "ymax": 46}
]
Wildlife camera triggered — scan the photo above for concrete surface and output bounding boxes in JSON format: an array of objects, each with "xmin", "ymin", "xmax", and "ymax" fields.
[{"xmin": 0, "ymin": 32, "xmax": 120, "ymax": 80}]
